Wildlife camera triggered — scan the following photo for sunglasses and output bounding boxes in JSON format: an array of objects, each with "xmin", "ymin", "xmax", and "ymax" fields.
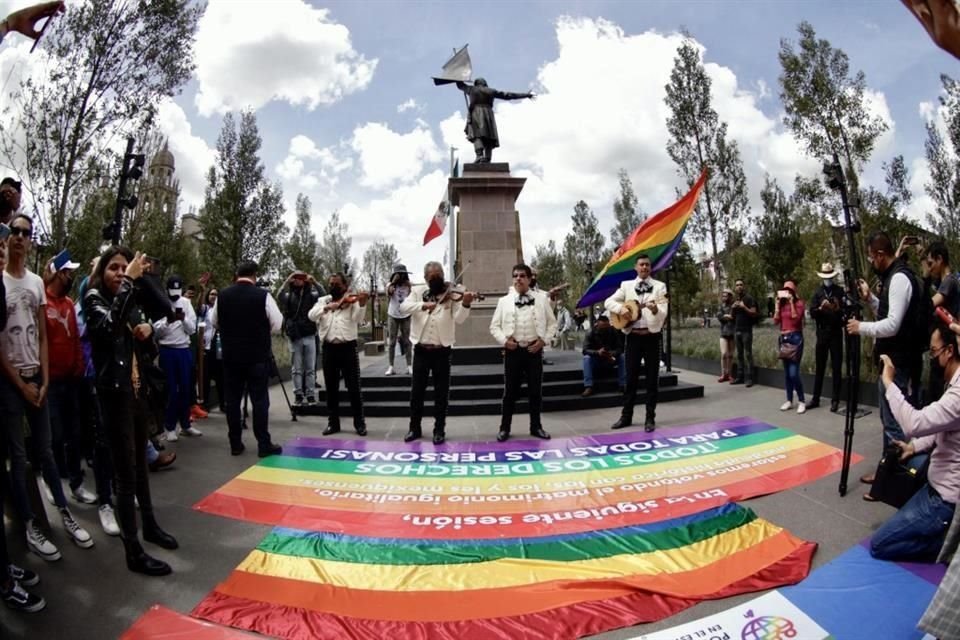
[{"xmin": 9, "ymin": 228, "xmax": 31, "ymax": 238}]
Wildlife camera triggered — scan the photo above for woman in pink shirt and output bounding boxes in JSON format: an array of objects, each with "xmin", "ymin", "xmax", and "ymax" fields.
[{"xmin": 774, "ymin": 280, "xmax": 806, "ymax": 414}]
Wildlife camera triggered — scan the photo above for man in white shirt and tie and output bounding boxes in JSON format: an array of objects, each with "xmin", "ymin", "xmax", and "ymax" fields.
[
  {"xmin": 308, "ymin": 273, "xmax": 369, "ymax": 437},
  {"xmin": 604, "ymin": 254, "xmax": 668, "ymax": 432},
  {"xmin": 399, "ymin": 261, "xmax": 473, "ymax": 444},
  {"xmin": 490, "ymin": 264, "xmax": 557, "ymax": 441}
]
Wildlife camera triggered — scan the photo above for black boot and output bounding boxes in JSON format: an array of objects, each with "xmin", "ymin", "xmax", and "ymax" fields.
[
  {"xmin": 142, "ymin": 513, "xmax": 178, "ymax": 550},
  {"xmin": 123, "ymin": 537, "xmax": 172, "ymax": 576},
  {"xmin": 404, "ymin": 428, "xmax": 422, "ymax": 443}
]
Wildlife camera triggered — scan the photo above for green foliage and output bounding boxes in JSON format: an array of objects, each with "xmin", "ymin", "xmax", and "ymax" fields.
[
  {"xmin": 924, "ymin": 74, "xmax": 960, "ymax": 247},
  {"xmin": 666, "ymin": 241, "xmax": 701, "ymax": 319},
  {"xmin": 722, "ymin": 244, "xmax": 768, "ymax": 309},
  {"xmin": 283, "ymin": 193, "xmax": 323, "ymax": 278},
  {"xmin": 361, "ymin": 241, "xmax": 399, "ymax": 291},
  {"xmin": 778, "ymin": 21, "xmax": 887, "ymax": 177},
  {"xmin": 754, "ymin": 174, "xmax": 804, "ymax": 287},
  {"xmin": 609, "ymin": 169, "xmax": 644, "ymax": 251},
  {"xmin": 562, "ymin": 200, "xmax": 606, "ymax": 306},
  {"xmin": 198, "ymin": 111, "xmax": 287, "ymax": 285},
  {"xmin": 531, "ymin": 239, "xmax": 565, "ymax": 291},
  {"xmin": 664, "ymin": 38, "xmax": 749, "ymax": 276},
  {"xmin": 0, "ymin": 0, "xmax": 203, "ymax": 246},
  {"xmin": 317, "ymin": 210, "xmax": 356, "ymax": 281}
]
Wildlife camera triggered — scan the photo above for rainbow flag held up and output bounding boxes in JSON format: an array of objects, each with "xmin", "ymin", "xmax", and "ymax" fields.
[
  {"xmin": 189, "ymin": 417, "xmax": 856, "ymax": 639},
  {"xmin": 577, "ymin": 168, "xmax": 707, "ymax": 308}
]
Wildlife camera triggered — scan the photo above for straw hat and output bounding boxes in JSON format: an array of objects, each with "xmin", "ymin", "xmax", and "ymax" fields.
[{"xmin": 816, "ymin": 262, "xmax": 840, "ymax": 279}]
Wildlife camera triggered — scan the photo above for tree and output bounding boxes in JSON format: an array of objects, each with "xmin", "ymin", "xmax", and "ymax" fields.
[
  {"xmin": 361, "ymin": 241, "xmax": 399, "ymax": 292},
  {"xmin": 283, "ymin": 193, "xmax": 323, "ymax": 277},
  {"xmin": 778, "ymin": 21, "xmax": 888, "ymax": 181},
  {"xmin": 754, "ymin": 174, "xmax": 804, "ymax": 287},
  {"xmin": 562, "ymin": 200, "xmax": 606, "ymax": 307},
  {"xmin": 531, "ymin": 240, "xmax": 564, "ymax": 290},
  {"xmin": 667, "ymin": 242, "xmax": 701, "ymax": 319},
  {"xmin": 925, "ymin": 74, "xmax": 960, "ymax": 244},
  {"xmin": 198, "ymin": 111, "xmax": 288, "ymax": 285},
  {"xmin": 609, "ymin": 169, "xmax": 644, "ymax": 250},
  {"xmin": 317, "ymin": 210, "xmax": 356, "ymax": 280},
  {"xmin": 723, "ymin": 245, "xmax": 768, "ymax": 317},
  {"xmin": 0, "ymin": 0, "xmax": 203, "ymax": 246},
  {"xmin": 664, "ymin": 38, "xmax": 749, "ymax": 282}
]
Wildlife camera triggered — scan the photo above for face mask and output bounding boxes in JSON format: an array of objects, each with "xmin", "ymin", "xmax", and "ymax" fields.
[
  {"xmin": 822, "ymin": 279, "xmax": 834, "ymax": 288},
  {"xmin": 428, "ymin": 277, "xmax": 445, "ymax": 294},
  {"xmin": 330, "ymin": 285, "xmax": 344, "ymax": 299},
  {"xmin": 62, "ymin": 276, "xmax": 75, "ymax": 292}
]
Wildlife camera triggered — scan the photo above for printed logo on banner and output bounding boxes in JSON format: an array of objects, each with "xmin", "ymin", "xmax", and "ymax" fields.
[{"xmin": 741, "ymin": 613, "xmax": 797, "ymax": 640}]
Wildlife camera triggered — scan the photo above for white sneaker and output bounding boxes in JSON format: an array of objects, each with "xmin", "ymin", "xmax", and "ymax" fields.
[
  {"xmin": 60, "ymin": 509, "xmax": 93, "ymax": 549},
  {"xmin": 779, "ymin": 401, "xmax": 793, "ymax": 411},
  {"xmin": 406, "ymin": 365, "xmax": 413, "ymax": 375},
  {"xmin": 98, "ymin": 504, "xmax": 120, "ymax": 536},
  {"xmin": 181, "ymin": 426, "xmax": 203, "ymax": 437},
  {"xmin": 71, "ymin": 485, "xmax": 97, "ymax": 505},
  {"xmin": 164, "ymin": 429, "xmax": 179, "ymax": 442},
  {"xmin": 25, "ymin": 520, "xmax": 61, "ymax": 561},
  {"xmin": 797, "ymin": 402, "xmax": 807, "ymax": 415},
  {"xmin": 40, "ymin": 479, "xmax": 56, "ymax": 507},
  {"xmin": 385, "ymin": 366, "xmax": 395, "ymax": 376}
]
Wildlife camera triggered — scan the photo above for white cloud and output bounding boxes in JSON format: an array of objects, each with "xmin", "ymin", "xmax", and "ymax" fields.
[
  {"xmin": 154, "ymin": 100, "xmax": 217, "ymax": 213},
  {"xmin": 193, "ymin": 0, "xmax": 377, "ymax": 116},
  {"xmin": 350, "ymin": 122, "xmax": 443, "ymax": 190},
  {"xmin": 397, "ymin": 98, "xmax": 420, "ymax": 113},
  {"xmin": 903, "ymin": 155, "xmax": 934, "ymax": 226},
  {"xmin": 274, "ymin": 134, "xmax": 352, "ymax": 192}
]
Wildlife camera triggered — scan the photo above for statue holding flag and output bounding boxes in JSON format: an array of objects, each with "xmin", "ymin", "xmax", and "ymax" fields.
[{"xmin": 434, "ymin": 45, "xmax": 535, "ymax": 163}]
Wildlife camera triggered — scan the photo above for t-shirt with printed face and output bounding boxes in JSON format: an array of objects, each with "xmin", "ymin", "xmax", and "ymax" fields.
[{"xmin": 2, "ymin": 269, "xmax": 46, "ymax": 369}]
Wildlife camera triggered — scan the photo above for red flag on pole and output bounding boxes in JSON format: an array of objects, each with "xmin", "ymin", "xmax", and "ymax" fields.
[{"xmin": 423, "ymin": 200, "xmax": 447, "ymax": 245}]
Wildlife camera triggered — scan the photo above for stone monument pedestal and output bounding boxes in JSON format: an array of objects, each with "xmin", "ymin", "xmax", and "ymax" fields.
[{"xmin": 450, "ymin": 163, "xmax": 525, "ymax": 347}]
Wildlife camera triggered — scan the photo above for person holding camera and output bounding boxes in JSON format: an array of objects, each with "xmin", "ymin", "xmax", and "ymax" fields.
[
  {"xmin": 923, "ymin": 241, "xmax": 960, "ymax": 404},
  {"xmin": 869, "ymin": 326, "xmax": 960, "ymax": 561},
  {"xmin": 385, "ymin": 264, "xmax": 413, "ymax": 376},
  {"xmin": 774, "ymin": 281, "xmax": 807, "ymax": 414},
  {"xmin": 83, "ymin": 246, "xmax": 178, "ymax": 576},
  {"xmin": 716, "ymin": 288, "xmax": 736, "ymax": 382},
  {"xmin": 278, "ymin": 271, "xmax": 323, "ymax": 406},
  {"xmin": 731, "ymin": 279, "xmax": 759, "ymax": 387},
  {"xmin": 808, "ymin": 263, "xmax": 845, "ymax": 412},
  {"xmin": 153, "ymin": 276, "xmax": 200, "ymax": 441}
]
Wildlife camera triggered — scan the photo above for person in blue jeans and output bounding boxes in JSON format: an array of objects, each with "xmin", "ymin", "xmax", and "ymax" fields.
[
  {"xmin": 774, "ymin": 281, "xmax": 807, "ymax": 414},
  {"xmin": 869, "ymin": 325, "xmax": 960, "ymax": 560},
  {"xmin": 581, "ymin": 315, "xmax": 625, "ymax": 396}
]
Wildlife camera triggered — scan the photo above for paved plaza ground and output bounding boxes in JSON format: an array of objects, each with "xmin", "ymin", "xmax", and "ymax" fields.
[{"xmin": 0, "ymin": 355, "xmax": 892, "ymax": 639}]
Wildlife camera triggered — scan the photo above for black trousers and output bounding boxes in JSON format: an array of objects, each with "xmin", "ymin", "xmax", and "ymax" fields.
[
  {"xmin": 622, "ymin": 332, "xmax": 660, "ymax": 420},
  {"xmin": 224, "ymin": 361, "xmax": 272, "ymax": 453},
  {"xmin": 409, "ymin": 345, "xmax": 451, "ymax": 435},
  {"xmin": 100, "ymin": 388, "xmax": 155, "ymax": 540},
  {"xmin": 203, "ymin": 349, "xmax": 225, "ymax": 410},
  {"xmin": 500, "ymin": 347, "xmax": 543, "ymax": 433},
  {"xmin": 812, "ymin": 331, "xmax": 843, "ymax": 402},
  {"xmin": 322, "ymin": 341, "xmax": 365, "ymax": 429}
]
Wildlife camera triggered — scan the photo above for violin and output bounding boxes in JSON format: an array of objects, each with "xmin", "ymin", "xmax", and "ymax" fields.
[
  {"xmin": 428, "ymin": 283, "xmax": 484, "ymax": 311},
  {"xmin": 331, "ymin": 291, "xmax": 369, "ymax": 310}
]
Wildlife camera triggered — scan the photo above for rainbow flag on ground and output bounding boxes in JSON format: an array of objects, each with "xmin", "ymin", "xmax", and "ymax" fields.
[
  {"xmin": 578, "ymin": 169, "xmax": 707, "ymax": 308},
  {"xmin": 188, "ymin": 418, "xmax": 854, "ymax": 639}
]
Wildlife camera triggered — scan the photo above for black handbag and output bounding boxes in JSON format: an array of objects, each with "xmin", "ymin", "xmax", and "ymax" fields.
[{"xmin": 868, "ymin": 445, "xmax": 929, "ymax": 508}]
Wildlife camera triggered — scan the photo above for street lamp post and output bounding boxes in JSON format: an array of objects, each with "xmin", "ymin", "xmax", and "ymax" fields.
[{"xmin": 585, "ymin": 261, "xmax": 594, "ymax": 326}]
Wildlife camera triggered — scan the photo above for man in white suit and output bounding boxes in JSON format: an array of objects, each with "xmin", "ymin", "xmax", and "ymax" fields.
[
  {"xmin": 399, "ymin": 261, "xmax": 473, "ymax": 444},
  {"xmin": 604, "ymin": 254, "xmax": 668, "ymax": 432},
  {"xmin": 490, "ymin": 264, "xmax": 557, "ymax": 442}
]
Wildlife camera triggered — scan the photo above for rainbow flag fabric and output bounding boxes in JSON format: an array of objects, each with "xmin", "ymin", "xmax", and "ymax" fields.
[
  {"xmin": 577, "ymin": 169, "xmax": 706, "ymax": 308},
  {"xmin": 190, "ymin": 417, "xmax": 852, "ymax": 639}
]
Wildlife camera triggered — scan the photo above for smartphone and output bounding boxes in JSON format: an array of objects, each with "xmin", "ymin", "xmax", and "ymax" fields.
[
  {"xmin": 904, "ymin": 235, "xmax": 921, "ymax": 245},
  {"xmin": 935, "ymin": 306, "xmax": 955, "ymax": 326},
  {"xmin": 0, "ymin": 223, "xmax": 9, "ymax": 242}
]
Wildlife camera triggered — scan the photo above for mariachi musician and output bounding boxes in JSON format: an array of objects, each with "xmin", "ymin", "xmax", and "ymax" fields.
[
  {"xmin": 308, "ymin": 273, "xmax": 369, "ymax": 436},
  {"xmin": 604, "ymin": 253, "xmax": 668, "ymax": 432},
  {"xmin": 399, "ymin": 261, "xmax": 474, "ymax": 444}
]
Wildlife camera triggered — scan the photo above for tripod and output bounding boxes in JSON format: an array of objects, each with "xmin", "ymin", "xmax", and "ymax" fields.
[
  {"xmin": 824, "ymin": 153, "xmax": 865, "ymax": 496},
  {"xmin": 269, "ymin": 354, "xmax": 298, "ymax": 422}
]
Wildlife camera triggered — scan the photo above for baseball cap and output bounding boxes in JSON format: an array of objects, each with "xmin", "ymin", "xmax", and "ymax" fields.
[
  {"xmin": 166, "ymin": 275, "xmax": 183, "ymax": 296},
  {"xmin": 51, "ymin": 249, "xmax": 80, "ymax": 272}
]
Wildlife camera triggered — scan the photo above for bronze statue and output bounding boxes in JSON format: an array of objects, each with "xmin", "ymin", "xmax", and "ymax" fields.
[{"xmin": 455, "ymin": 78, "xmax": 534, "ymax": 163}]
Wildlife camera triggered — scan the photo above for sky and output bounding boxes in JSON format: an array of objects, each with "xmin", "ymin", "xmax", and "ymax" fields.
[{"xmin": 1, "ymin": 0, "xmax": 959, "ymax": 280}]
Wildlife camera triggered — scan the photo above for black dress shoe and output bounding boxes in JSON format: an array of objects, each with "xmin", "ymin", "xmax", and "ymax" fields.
[
  {"xmin": 322, "ymin": 424, "xmax": 341, "ymax": 436},
  {"xmin": 126, "ymin": 549, "xmax": 172, "ymax": 576},
  {"xmin": 806, "ymin": 399, "xmax": 821, "ymax": 410},
  {"xmin": 355, "ymin": 425, "xmax": 367, "ymax": 436},
  {"xmin": 230, "ymin": 443, "xmax": 245, "ymax": 456},
  {"xmin": 830, "ymin": 401, "xmax": 840, "ymax": 413},
  {"xmin": 496, "ymin": 430, "xmax": 510, "ymax": 442},
  {"xmin": 730, "ymin": 379, "xmax": 744, "ymax": 385},
  {"xmin": 530, "ymin": 427, "xmax": 551, "ymax": 440},
  {"xmin": 433, "ymin": 433, "xmax": 445, "ymax": 445},
  {"xmin": 611, "ymin": 417, "xmax": 632, "ymax": 430},
  {"xmin": 143, "ymin": 526, "xmax": 179, "ymax": 550},
  {"xmin": 404, "ymin": 430, "xmax": 421, "ymax": 443},
  {"xmin": 745, "ymin": 380, "xmax": 755, "ymax": 388},
  {"xmin": 258, "ymin": 444, "xmax": 282, "ymax": 458},
  {"xmin": 644, "ymin": 417, "xmax": 656, "ymax": 432}
]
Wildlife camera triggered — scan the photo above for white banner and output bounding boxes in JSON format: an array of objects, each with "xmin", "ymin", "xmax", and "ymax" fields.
[{"xmin": 630, "ymin": 591, "xmax": 831, "ymax": 640}]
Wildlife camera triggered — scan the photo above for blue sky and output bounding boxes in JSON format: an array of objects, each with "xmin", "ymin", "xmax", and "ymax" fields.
[{"xmin": 3, "ymin": 0, "xmax": 957, "ymax": 277}]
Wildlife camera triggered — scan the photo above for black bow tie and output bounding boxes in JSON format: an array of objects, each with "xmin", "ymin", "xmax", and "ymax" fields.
[
  {"xmin": 635, "ymin": 282, "xmax": 653, "ymax": 295},
  {"xmin": 515, "ymin": 294, "xmax": 535, "ymax": 307}
]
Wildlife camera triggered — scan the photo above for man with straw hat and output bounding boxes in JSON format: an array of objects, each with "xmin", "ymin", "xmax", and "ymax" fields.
[{"xmin": 809, "ymin": 262, "xmax": 845, "ymax": 412}]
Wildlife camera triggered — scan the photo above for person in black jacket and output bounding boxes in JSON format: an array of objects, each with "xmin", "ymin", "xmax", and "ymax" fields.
[
  {"xmin": 83, "ymin": 246, "xmax": 178, "ymax": 576},
  {"xmin": 808, "ymin": 262, "xmax": 845, "ymax": 412},
  {"xmin": 580, "ymin": 315, "xmax": 625, "ymax": 396},
  {"xmin": 277, "ymin": 271, "xmax": 323, "ymax": 406}
]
